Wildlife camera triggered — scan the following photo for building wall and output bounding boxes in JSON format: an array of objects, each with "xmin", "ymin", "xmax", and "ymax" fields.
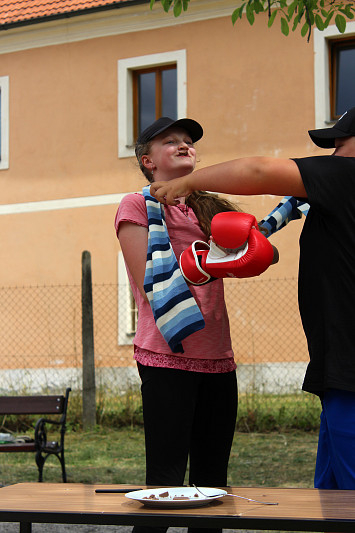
[
  {"xmin": 0, "ymin": 2, "xmax": 324, "ymax": 284},
  {"xmin": 0, "ymin": 1, "xmax": 337, "ymax": 387}
]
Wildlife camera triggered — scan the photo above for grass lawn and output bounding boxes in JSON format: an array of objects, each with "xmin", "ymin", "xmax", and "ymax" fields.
[{"xmin": 0, "ymin": 428, "xmax": 318, "ymax": 488}]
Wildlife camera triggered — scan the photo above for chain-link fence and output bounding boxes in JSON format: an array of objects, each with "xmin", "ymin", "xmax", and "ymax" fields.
[{"xmin": 0, "ymin": 278, "xmax": 309, "ymax": 397}]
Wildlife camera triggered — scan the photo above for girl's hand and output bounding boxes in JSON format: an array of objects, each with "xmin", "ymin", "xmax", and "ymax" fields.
[{"xmin": 150, "ymin": 176, "xmax": 193, "ymax": 205}]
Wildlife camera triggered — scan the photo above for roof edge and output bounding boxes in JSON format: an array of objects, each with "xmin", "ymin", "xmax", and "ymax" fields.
[{"xmin": 0, "ymin": 0, "xmax": 149, "ymax": 31}]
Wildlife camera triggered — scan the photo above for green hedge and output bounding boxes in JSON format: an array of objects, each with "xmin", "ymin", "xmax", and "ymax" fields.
[{"xmin": 2, "ymin": 388, "xmax": 321, "ymax": 434}]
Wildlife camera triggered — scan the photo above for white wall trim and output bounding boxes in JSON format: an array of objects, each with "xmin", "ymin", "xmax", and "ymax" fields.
[
  {"xmin": 0, "ymin": 192, "xmax": 135, "ymax": 215},
  {"xmin": 0, "ymin": 0, "xmax": 239, "ymax": 55},
  {"xmin": 0, "ymin": 362, "xmax": 307, "ymax": 394},
  {"xmin": 118, "ymin": 49, "xmax": 187, "ymax": 158},
  {"xmin": 0, "ymin": 75, "xmax": 9, "ymax": 170},
  {"xmin": 118, "ymin": 250, "xmax": 134, "ymax": 346},
  {"xmin": 314, "ymin": 22, "xmax": 355, "ymax": 129}
]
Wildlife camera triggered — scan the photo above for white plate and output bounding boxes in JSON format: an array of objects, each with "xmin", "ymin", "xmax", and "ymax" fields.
[{"xmin": 125, "ymin": 487, "xmax": 227, "ymax": 508}]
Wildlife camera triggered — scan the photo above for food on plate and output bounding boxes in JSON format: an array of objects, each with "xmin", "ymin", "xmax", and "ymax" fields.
[{"xmin": 142, "ymin": 490, "xmax": 201, "ymax": 501}]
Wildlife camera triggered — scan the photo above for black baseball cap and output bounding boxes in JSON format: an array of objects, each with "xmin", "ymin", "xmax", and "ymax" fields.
[
  {"xmin": 136, "ymin": 117, "xmax": 203, "ymax": 148},
  {"xmin": 308, "ymin": 107, "xmax": 355, "ymax": 148}
]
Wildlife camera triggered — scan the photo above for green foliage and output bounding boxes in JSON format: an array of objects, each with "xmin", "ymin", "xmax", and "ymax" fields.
[
  {"xmin": 86, "ymin": 389, "xmax": 321, "ymax": 432},
  {"xmin": 82, "ymin": 389, "xmax": 321, "ymax": 433},
  {"xmin": 236, "ymin": 392, "xmax": 321, "ymax": 432},
  {"xmin": 150, "ymin": 0, "xmax": 190, "ymax": 18},
  {"xmin": 150, "ymin": 0, "xmax": 355, "ymax": 41},
  {"xmin": 0, "ymin": 388, "xmax": 320, "ymax": 434},
  {"xmin": 66, "ymin": 388, "xmax": 144, "ymax": 430}
]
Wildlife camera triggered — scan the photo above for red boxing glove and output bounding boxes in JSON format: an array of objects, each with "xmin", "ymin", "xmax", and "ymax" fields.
[
  {"xmin": 179, "ymin": 241, "xmax": 211, "ymax": 285},
  {"xmin": 211, "ymin": 212, "xmax": 260, "ymax": 249},
  {"xmin": 206, "ymin": 212, "xmax": 274, "ymax": 278},
  {"xmin": 179, "ymin": 212, "xmax": 274, "ymax": 285}
]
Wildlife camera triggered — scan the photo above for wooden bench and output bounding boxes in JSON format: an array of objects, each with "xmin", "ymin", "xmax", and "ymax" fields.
[{"xmin": 0, "ymin": 387, "xmax": 71, "ymax": 482}]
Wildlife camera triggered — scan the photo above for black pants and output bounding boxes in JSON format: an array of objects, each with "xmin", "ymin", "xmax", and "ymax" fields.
[{"xmin": 133, "ymin": 363, "xmax": 238, "ymax": 533}]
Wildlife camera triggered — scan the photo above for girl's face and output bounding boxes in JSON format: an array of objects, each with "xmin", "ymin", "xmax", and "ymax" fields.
[{"xmin": 142, "ymin": 126, "xmax": 197, "ymax": 181}]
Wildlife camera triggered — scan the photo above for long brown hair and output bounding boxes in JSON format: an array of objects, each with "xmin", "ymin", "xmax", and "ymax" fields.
[
  {"xmin": 135, "ymin": 139, "xmax": 242, "ymax": 238},
  {"xmin": 186, "ymin": 191, "xmax": 242, "ymax": 238}
]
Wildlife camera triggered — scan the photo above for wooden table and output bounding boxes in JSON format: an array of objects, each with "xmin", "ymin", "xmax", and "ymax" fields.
[{"xmin": 1, "ymin": 483, "xmax": 355, "ymax": 532}]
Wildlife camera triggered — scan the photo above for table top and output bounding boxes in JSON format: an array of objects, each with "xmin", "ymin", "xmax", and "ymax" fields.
[{"xmin": 1, "ymin": 483, "xmax": 355, "ymax": 532}]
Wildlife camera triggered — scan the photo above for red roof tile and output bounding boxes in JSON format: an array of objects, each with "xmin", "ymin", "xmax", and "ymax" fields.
[{"xmin": 0, "ymin": 0, "xmax": 138, "ymax": 27}]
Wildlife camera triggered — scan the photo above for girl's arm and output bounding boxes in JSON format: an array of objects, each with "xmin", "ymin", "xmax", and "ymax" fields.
[{"xmin": 118, "ymin": 222, "xmax": 149, "ymax": 302}]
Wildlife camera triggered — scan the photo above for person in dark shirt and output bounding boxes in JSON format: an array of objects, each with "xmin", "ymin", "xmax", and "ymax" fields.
[{"xmin": 150, "ymin": 107, "xmax": 355, "ymax": 490}]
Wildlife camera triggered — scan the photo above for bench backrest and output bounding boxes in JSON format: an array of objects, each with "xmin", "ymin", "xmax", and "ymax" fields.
[{"xmin": 0, "ymin": 388, "xmax": 71, "ymax": 415}]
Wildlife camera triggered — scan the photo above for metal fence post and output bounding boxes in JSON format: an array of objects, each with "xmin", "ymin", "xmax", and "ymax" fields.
[{"xmin": 81, "ymin": 250, "xmax": 96, "ymax": 429}]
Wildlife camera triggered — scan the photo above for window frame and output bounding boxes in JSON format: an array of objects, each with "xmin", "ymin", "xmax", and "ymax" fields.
[
  {"xmin": 117, "ymin": 251, "xmax": 137, "ymax": 346},
  {"xmin": 118, "ymin": 50, "xmax": 187, "ymax": 158},
  {"xmin": 0, "ymin": 76, "xmax": 9, "ymax": 170},
  {"xmin": 329, "ymin": 36, "xmax": 355, "ymax": 120},
  {"xmin": 314, "ymin": 22, "xmax": 355, "ymax": 128}
]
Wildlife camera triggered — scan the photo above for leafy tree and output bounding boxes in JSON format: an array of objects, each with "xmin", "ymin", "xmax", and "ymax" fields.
[{"xmin": 150, "ymin": 0, "xmax": 355, "ymax": 41}]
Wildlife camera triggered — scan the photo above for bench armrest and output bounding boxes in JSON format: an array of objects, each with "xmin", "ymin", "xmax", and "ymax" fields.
[
  {"xmin": 35, "ymin": 417, "xmax": 61, "ymax": 427},
  {"xmin": 34, "ymin": 417, "xmax": 66, "ymax": 452}
]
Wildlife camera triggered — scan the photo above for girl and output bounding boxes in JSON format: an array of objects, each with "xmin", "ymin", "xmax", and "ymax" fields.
[{"xmin": 115, "ymin": 117, "xmax": 240, "ymax": 533}]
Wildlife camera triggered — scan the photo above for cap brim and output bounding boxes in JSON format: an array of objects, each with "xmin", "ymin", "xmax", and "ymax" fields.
[
  {"xmin": 157, "ymin": 118, "xmax": 203, "ymax": 143},
  {"xmin": 308, "ymin": 127, "xmax": 349, "ymax": 148},
  {"xmin": 136, "ymin": 117, "xmax": 203, "ymax": 149}
]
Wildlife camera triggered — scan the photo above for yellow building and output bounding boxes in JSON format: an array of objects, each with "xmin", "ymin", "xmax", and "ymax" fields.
[{"xmin": 0, "ymin": 0, "xmax": 353, "ymax": 393}]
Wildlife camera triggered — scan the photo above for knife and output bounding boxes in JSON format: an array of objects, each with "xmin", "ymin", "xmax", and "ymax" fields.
[{"xmin": 95, "ymin": 488, "xmax": 142, "ymax": 493}]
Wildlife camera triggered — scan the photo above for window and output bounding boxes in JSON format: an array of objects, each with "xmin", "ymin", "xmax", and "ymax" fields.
[
  {"xmin": 133, "ymin": 64, "xmax": 177, "ymax": 140},
  {"xmin": 118, "ymin": 251, "xmax": 138, "ymax": 345},
  {"xmin": 314, "ymin": 22, "xmax": 355, "ymax": 128},
  {"xmin": 329, "ymin": 38, "xmax": 355, "ymax": 120},
  {"xmin": 0, "ymin": 76, "xmax": 9, "ymax": 170},
  {"xmin": 118, "ymin": 50, "xmax": 187, "ymax": 158}
]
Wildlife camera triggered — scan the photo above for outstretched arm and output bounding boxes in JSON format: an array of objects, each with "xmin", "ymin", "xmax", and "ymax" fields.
[
  {"xmin": 150, "ymin": 157, "xmax": 307, "ymax": 205},
  {"xmin": 259, "ymin": 196, "xmax": 309, "ymax": 237}
]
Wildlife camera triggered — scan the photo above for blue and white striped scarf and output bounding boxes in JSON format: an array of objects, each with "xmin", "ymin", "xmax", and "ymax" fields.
[
  {"xmin": 143, "ymin": 186, "xmax": 205, "ymax": 353},
  {"xmin": 260, "ymin": 196, "xmax": 309, "ymax": 236}
]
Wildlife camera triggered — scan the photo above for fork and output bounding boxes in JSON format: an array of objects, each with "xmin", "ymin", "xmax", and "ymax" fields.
[{"xmin": 193, "ymin": 484, "xmax": 278, "ymax": 505}]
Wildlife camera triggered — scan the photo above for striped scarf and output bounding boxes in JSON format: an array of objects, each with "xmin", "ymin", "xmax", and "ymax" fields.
[
  {"xmin": 143, "ymin": 186, "xmax": 205, "ymax": 353},
  {"xmin": 260, "ymin": 196, "xmax": 309, "ymax": 237}
]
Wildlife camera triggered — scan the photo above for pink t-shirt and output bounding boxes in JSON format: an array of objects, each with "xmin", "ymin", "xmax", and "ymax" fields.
[{"xmin": 115, "ymin": 193, "xmax": 235, "ymax": 369}]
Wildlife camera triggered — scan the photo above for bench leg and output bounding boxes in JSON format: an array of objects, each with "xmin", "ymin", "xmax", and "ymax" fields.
[
  {"xmin": 35, "ymin": 451, "xmax": 45, "ymax": 482},
  {"xmin": 60, "ymin": 451, "xmax": 67, "ymax": 482},
  {"xmin": 35, "ymin": 450, "xmax": 67, "ymax": 482},
  {"xmin": 19, "ymin": 521, "xmax": 32, "ymax": 533}
]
